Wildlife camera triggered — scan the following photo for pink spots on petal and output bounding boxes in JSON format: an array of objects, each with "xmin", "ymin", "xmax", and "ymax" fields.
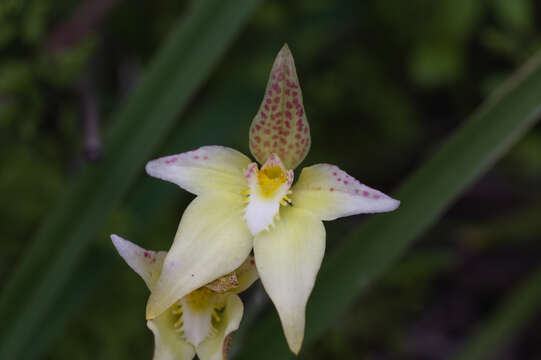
[
  {"xmin": 362, "ymin": 191, "xmax": 370, "ymax": 197},
  {"xmin": 266, "ymin": 98, "xmax": 272, "ymax": 104},
  {"xmin": 330, "ymin": 187, "xmax": 335, "ymax": 192},
  {"xmin": 285, "ymin": 89, "xmax": 290, "ymax": 95},
  {"xmin": 295, "ymin": 134, "xmax": 301, "ymax": 139},
  {"xmin": 165, "ymin": 157, "xmax": 177, "ymax": 164},
  {"xmin": 273, "ymin": 97, "xmax": 280, "ymax": 104},
  {"xmin": 344, "ymin": 180, "xmax": 348, "ymax": 185},
  {"xmin": 272, "ymin": 83, "xmax": 281, "ymax": 94},
  {"xmin": 264, "ymin": 141, "xmax": 270, "ymax": 147},
  {"xmin": 285, "ymin": 111, "xmax": 292, "ymax": 119},
  {"xmin": 333, "ymin": 172, "xmax": 337, "ymax": 176},
  {"xmin": 297, "ymin": 109, "xmax": 304, "ymax": 117},
  {"xmin": 355, "ymin": 189, "xmax": 360, "ymax": 194},
  {"xmin": 286, "ymin": 102, "xmax": 293, "ymax": 109},
  {"xmin": 255, "ymin": 136, "xmax": 261, "ymax": 143},
  {"xmin": 373, "ymin": 194, "xmax": 381, "ymax": 199},
  {"xmin": 193, "ymin": 155, "xmax": 199, "ymax": 160},
  {"xmin": 260, "ymin": 112, "xmax": 267, "ymax": 119},
  {"xmin": 203, "ymin": 156, "xmax": 208, "ymax": 160},
  {"xmin": 144, "ymin": 251, "xmax": 149, "ymax": 258},
  {"xmin": 337, "ymin": 178, "xmax": 341, "ymax": 182}
]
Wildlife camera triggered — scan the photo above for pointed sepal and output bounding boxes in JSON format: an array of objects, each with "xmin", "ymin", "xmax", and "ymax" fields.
[
  {"xmin": 111, "ymin": 234, "xmax": 167, "ymax": 291},
  {"xmin": 249, "ymin": 44, "xmax": 311, "ymax": 170}
]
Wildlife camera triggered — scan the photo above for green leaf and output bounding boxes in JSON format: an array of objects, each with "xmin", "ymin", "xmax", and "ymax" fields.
[
  {"xmin": 0, "ymin": 0, "xmax": 261, "ymax": 358},
  {"xmin": 18, "ymin": 249, "xmax": 114, "ymax": 360},
  {"xmin": 451, "ymin": 265, "xmax": 541, "ymax": 360},
  {"xmin": 235, "ymin": 52, "xmax": 541, "ymax": 359}
]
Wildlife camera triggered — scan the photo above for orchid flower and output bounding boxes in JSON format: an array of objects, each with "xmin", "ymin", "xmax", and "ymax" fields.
[
  {"xmin": 111, "ymin": 235, "xmax": 258, "ymax": 360},
  {"xmin": 144, "ymin": 44, "xmax": 400, "ymax": 354}
]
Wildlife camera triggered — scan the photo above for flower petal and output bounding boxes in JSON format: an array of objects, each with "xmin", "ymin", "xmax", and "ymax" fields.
[
  {"xmin": 146, "ymin": 192, "xmax": 253, "ymax": 319},
  {"xmin": 145, "ymin": 146, "xmax": 251, "ymax": 196},
  {"xmin": 232, "ymin": 255, "xmax": 258, "ymax": 294},
  {"xmin": 292, "ymin": 164, "xmax": 400, "ymax": 220},
  {"xmin": 180, "ymin": 291, "xmax": 220, "ymax": 347},
  {"xmin": 147, "ymin": 310, "xmax": 196, "ymax": 360},
  {"xmin": 249, "ymin": 44, "xmax": 311, "ymax": 170},
  {"xmin": 196, "ymin": 294, "xmax": 244, "ymax": 360},
  {"xmin": 205, "ymin": 255, "xmax": 258, "ymax": 294},
  {"xmin": 111, "ymin": 234, "xmax": 166, "ymax": 290},
  {"xmin": 253, "ymin": 207, "xmax": 325, "ymax": 354}
]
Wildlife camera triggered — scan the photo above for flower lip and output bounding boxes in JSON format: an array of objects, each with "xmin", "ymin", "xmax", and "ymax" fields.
[
  {"xmin": 243, "ymin": 154, "xmax": 294, "ymax": 235},
  {"xmin": 257, "ymin": 155, "xmax": 293, "ymax": 197}
]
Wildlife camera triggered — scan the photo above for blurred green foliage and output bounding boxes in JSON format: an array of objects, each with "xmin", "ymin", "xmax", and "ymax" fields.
[{"xmin": 1, "ymin": 0, "xmax": 540, "ymax": 359}]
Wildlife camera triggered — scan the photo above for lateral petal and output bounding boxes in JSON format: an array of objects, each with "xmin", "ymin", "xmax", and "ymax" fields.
[
  {"xmin": 145, "ymin": 146, "xmax": 251, "ymax": 196},
  {"xmin": 196, "ymin": 294, "xmax": 244, "ymax": 360},
  {"xmin": 292, "ymin": 164, "xmax": 400, "ymax": 220},
  {"xmin": 146, "ymin": 192, "xmax": 253, "ymax": 319},
  {"xmin": 253, "ymin": 207, "xmax": 325, "ymax": 355},
  {"xmin": 111, "ymin": 234, "xmax": 166, "ymax": 290}
]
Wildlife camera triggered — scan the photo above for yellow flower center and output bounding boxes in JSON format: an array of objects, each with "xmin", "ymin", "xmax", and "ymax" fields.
[
  {"xmin": 171, "ymin": 288, "xmax": 224, "ymax": 340},
  {"xmin": 258, "ymin": 164, "xmax": 287, "ymax": 197}
]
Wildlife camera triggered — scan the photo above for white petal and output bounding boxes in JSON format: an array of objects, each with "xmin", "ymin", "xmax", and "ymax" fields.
[
  {"xmin": 145, "ymin": 146, "xmax": 251, "ymax": 196},
  {"xmin": 146, "ymin": 193, "xmax": 253, "ymax": 319},
  {"xmin": 253, "ymin": 207, "xmax": 325, "ymax": 354},
  {"xmin": 196, "ymin": 294, "xmax": 244, "ymax": 360},
  {"xmin": 180, "ymin": 293, "xmax": 218, "ymax": 347},
  {"xmin": 147, "ymin": 309, "xmax": 196, "ymax": 360},
  {"xmin": 292, "ymin": 164, "xmax": 400, "ymax": 220},
  {"xmin": 111, "ymin": 234, "xmax": 166, "ymax": 290},
  {"xmin": 243, "ymin": 157, "xmax": 293, "ymax": 235}
]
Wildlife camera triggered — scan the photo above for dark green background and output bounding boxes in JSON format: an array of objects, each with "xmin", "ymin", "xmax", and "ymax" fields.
[{"xmin": 1, "ymin": 0, "xmax": 540, "ymax": 359}]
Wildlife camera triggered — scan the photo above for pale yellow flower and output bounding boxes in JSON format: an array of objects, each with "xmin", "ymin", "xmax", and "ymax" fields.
[
  {"xmin": 144, "ymin": 45, "xmax": 399, "ymax": 354},
  {"xmin": 111, "ymin": 235, "xmax": 258, "ymax": 360}
]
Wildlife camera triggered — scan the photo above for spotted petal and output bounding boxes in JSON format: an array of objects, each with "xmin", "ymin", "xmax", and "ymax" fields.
[
  {"xmin": 253, "ymin": 207, "xmax": 325, "ymax": 354},
  {"xmin": 249, "ymin": 44, "xmax": 311, "ymax": 170},
  {"xmin": 147, "ymin": 311, "xmax": 196, "ymax": 360},
  {"xmin": 291, "ymin": 164, "xmax": 400, "ymax": 220},
  {"xmin": 111, "ymin": 234, "xmax": 166, "ymax": 290},
  {"xmin": 146, "ymin": 192, "xmax": 253, "ymax": 319},
  {"xmin": 145, "ymin": 146, "xmax": 251, "ymax": 196}
]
